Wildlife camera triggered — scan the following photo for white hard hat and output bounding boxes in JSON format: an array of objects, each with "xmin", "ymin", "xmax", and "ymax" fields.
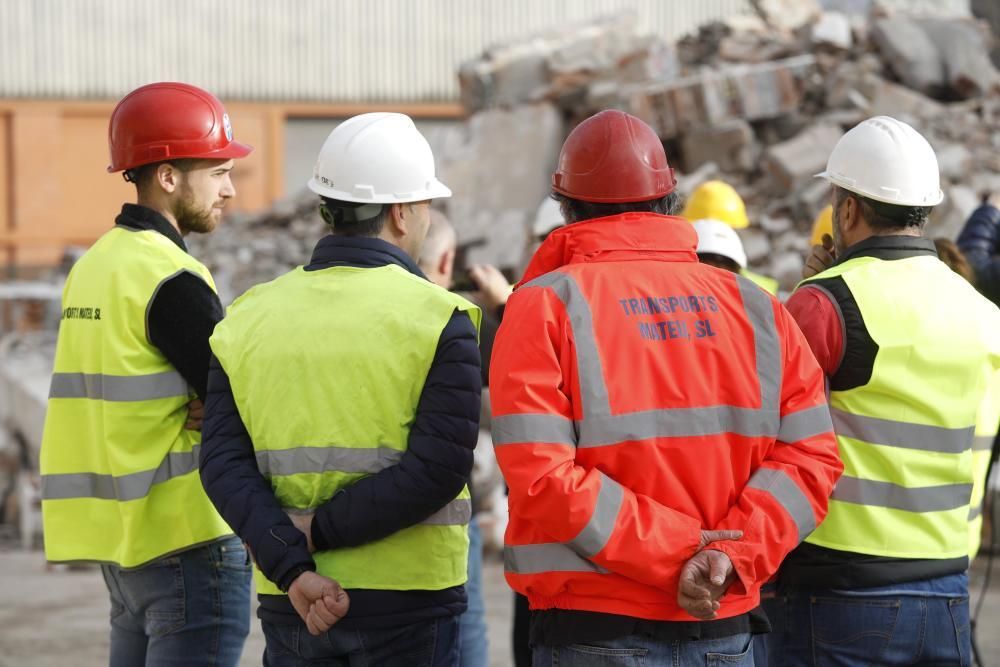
[
  {"xmin": 693, "ymin": 219, "xmax": 748, "ymax": 269},
  {"xmin": 533, "ymin": 197, "xmax": 565, "ymax": 238},
  {"xmin": 815, "ymin": 115, "xmax": 944, "ymax": 207},
  {"xmin": 307, "ymin": 112, "xmax": 452, "ymax": 204}
]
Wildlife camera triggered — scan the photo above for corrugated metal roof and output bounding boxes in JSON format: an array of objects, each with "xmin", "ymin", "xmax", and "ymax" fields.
[{"xmin": 0, "ymin": 0, "xmax": 753, "ymax": 102}]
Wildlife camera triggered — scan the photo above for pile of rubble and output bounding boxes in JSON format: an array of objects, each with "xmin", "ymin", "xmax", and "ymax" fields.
[{"xmin": 192, "ymin": 0, "xmax": 1000, "ymax": 300}]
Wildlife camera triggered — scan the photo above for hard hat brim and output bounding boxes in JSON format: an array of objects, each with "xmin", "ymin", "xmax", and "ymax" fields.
[
  {"xmin": 107, "ymin": 140, "xmax": 254, "ymax": 173},
  {"xmin": 814, "ymin": 170, "xmax": 945, "ymax": 207},
  {"xmin": 307, "ymin": 175, "xmax": 452, "ymax": 203}
]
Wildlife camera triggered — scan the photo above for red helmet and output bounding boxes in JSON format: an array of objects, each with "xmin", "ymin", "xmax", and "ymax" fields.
[
  {"xmin": 107, "ymin": 82, "xmax": 253, "ymax": 173},
  {"xmin": 552, "ymin": 110, "xmax": 676, "ymax": 203}
]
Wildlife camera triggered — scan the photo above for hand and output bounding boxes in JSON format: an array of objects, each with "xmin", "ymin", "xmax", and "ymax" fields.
[
  {"xmin": 286, "ymin": 511, "xmax": 316, "ymax": 553},
  {"xmin": 288, "ymin": 571, "xmax": 350, "ymax": 635},
  {"xmin": 184, "ymin": 398, "xmax": 204, "ymax": 431},
  {"xmin": 678, "ymin": 549, "xmax": 737, "ymax": 620},
  {"xmin": 698, "ymin": 529, "xmax": 743, "ymax": 550},
  {"xmin": 802, "ymin": 234, "xmax": 836, "ymax": 279},
  {"xmin": 468, "ymin": 264, "xmax": 513, "ymax": 312}
]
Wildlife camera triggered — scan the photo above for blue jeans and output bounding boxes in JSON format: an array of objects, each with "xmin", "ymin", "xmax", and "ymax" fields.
[
  {"xmin": 262, "ymin": 615, "xmax": 460, "ymax": 666},
  {"xmin": 100, "ymin": 536, "xmax": 252, "ymax": 667},
  {"xmin": 459, "ymin": 520, "xmax": 489, "ymax": 666},
  {"xmin": 533, "ymin": 632, "xmax": 754, "ymax": 666},
  {"xmin": 756, "ymin": 573, "xmax": 971, "ymax": 666}
]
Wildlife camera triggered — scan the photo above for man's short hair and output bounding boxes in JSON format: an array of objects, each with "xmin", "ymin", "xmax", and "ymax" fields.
[
  {"xmin": 554, "ymin": 192, "xmax": 682, "ymax": 224},
  {"xmin": 418, "ymin": 209, "xmax": 456, "ymax": 268},
  {"xmin": 125, "ymin": 158, "xmax": 201, "ymax": 191},
  {"xmin": 835, "ymin": 186, "xmax": 931, "ymax": 231},
  {"xmin": 320, "ymin": 197, "xmax": 391, "ymax": 237}
]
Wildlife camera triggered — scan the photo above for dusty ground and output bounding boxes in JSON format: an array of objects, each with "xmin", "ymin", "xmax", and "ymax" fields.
[{"xmin": 0, "ymin": 545, "xmax": 998, "ymax": 666}]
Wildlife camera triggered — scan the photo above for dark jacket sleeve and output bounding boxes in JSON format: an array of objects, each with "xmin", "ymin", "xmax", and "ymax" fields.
[
  {"xmin": 199, "ymin": 355, "xmax": 315, "ymax": 590},
  {"xmin": 147, "ymin": 271, "xmax": 224, "ymax": 400},
  {"xmin": 311, "ymin": 309, "xmax": 482, "ymax": 551},
  {"xmin": 957, "ymin": 204, "xmax": 1000, "ymax": 304}
]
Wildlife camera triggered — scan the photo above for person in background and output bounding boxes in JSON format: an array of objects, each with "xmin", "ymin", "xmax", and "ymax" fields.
[
  {"xmin": 957, "ymin": 193, "xmax": 1000, "ymax": 305},
  {"xmin": 418, "ymin": 209, "xmax": 490, "ymax": 667},
  {"xmin": 682, "ymin": 180, "xmax": 780, "ymax": 294},
  {"xmin": 935, "ymin": 237, "xmax": 976, "ymax": 285},
  {"xmin": 693, "ymin": 218, "xmax": 748, "ymax": 274},
  {"xmin": 39, "ymin": 82, "xmax": 254, "ymax": 666}
]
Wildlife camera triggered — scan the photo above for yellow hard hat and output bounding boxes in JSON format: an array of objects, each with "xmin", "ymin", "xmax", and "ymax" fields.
[
  {"xmin": 681, "ymin": 180, "xmax": 749, "ymax": 229},
  {"xmin": 810, "ymin": 205, "xmax": 833, "ymax": 247}
]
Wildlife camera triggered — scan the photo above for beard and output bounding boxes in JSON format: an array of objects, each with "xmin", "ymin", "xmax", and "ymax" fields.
[{"xmin": 173, "ymin": 187, "xmax": 220, "ymax": 235}]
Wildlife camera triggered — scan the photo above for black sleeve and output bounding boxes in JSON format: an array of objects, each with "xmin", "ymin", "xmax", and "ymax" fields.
[
  {"xmin": 147, "ymin": 271, "xmax": 224, "ymax": 400},
  {"xmin": 311, "ymin": 309, "xmax": 482, "ymax": 551},
  {"xmin": 957, "ymin": 204, "xmax": 1000, "ymax": 304},
  {"xmin": 199, "ymin": 355, "xmax": 315, "ymax": 591}
]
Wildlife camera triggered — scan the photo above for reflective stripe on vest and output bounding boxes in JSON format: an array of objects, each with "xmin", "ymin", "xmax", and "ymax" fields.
[
  {"xmin": 40, "ymin": 227, "xmax": 232, "ymax": 567},
  {"xmin": 501, "ymin": 271, "xmax": 823, "ymax": 576},
  {"xmin": 800, "ymin": 254, "xmax": 1000, "ymax": 560},
  {"xmin": 259, "ymin": 446, "xmax": 471, "ymax": 526}
]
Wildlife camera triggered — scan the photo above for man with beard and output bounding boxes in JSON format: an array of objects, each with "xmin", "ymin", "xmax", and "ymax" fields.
[
  {"xmin": 39, "ymin": 82, "xmax": 254, "ymax": 666},
  {"xmin": 759, "ymin": 116, "xmax": 1000, "ymax": 665}
]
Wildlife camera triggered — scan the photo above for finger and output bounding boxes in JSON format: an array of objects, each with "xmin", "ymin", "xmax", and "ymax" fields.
[
  {"xmin": 709, "ymin": 556, "xmax": 731, "ymax": 587},
  {"xmin": 701, "ymin": 530, "xmax": 743, "ymax": 545},
  {"xmin": 305, "ymin": 611, "xmax": 323, "ymax": 636},
  {"xmin": 311, "ymin": 597, "xmax": 340, "ymax": 626},
  {"xmin": 324, "ymin": 592, "xmax": 349, "ymax": 618}
]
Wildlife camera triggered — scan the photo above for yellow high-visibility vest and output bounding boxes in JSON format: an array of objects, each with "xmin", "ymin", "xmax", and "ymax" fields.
[
  {"xmin": 800, "ymin": 252, "xmax": 1000, "ymax": 560},
  {"xmin": 211, "ymin": 261, "xmax": 481, "ymax": 595},
  {"xmin": 41, "ymin": 226, "xmax": 232, "ymax": 567}
]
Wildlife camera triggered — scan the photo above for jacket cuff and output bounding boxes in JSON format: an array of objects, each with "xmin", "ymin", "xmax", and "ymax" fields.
[{"xmin": 276, "ymin": 561, "xmax": 317, "ymax": 593}]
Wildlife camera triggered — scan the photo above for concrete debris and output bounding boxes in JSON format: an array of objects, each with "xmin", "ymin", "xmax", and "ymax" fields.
[
  {"xmin": 812, "ymin": 12, "xmax": 853, "ymax": 50},
  {"xmin": 764, "ymin": 124, "xmax": 844, "ymax": 191},
  {"xmin": 194, "ymin": 10, "xmax": 1000, "ymax": 298},
  {"xmin": 752, "ymin": 0, "xmax": 822, "ymax": 33}
]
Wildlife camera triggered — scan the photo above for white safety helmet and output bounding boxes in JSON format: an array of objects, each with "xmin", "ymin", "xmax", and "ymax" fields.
[
  {"xmin": 693, "ymin": 219, "xmax": 748, "ymax": 269},
  {"xmin": 815, "ymin": 115, "xmax": 944, "ymax": 207},
  {"xmin": 307, "ymin": 112, "xmax": 452, "ymax": 204},
  {"xmin": 532, "ymin": 197, "xmax": 565, "ymax": 239}
]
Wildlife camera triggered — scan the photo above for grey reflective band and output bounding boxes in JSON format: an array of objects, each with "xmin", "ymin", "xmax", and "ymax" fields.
[
  {"xmin": 736, "ymin": 276, "xmax": 782, "ymax": 412},
  {"xmin": 578, "ymin": 406, "xmax": 779, "ymax": 447},
  {"xmin": 973, "ymin": 436, "xmax": 993, "ymax": 452},
  {"xmin": 778, "ymin": 405, "xmax": 834, "ymax": 444},
  {"xmin": 746, "ymin": 467, "xmax": 816, "ymax": 542},
  {"xmin": 569, "ymin": 473, "xmax": 624, "ymax": 558},
  {"xmin": 504, "ymin": 543, "xmax": 608, "ymax": 575},
  {"xmin": 832, "ymin": 475, "xmax": 973, "ymax": 513},
  {"xmin": 41, "ymin": 446, "xmax": 201, "ymax": 502},
  {"xmin": 492, "ymin": 414, "xmax": 577, "ymax": 447},
  {"xmin": 970, "ymin": 502, "xmax": 984, "ymax": 521},
  {"xmin": 49, "ymin": 371, "xmax": 190, "ymax": 402},
  {"xmin": 421, "ymin": 498, "xmax": 472, "ymax": 526},
  {"xmin": 257, "ymin": 446, "xmax": 403, "ymax": 477},
  {"xmin": 830, "ymin": 407, "xmax": 975, "ymax": 454},
  {"xmin": 521, "ymin": 272, "xmax": 612, "ymax": 418}
]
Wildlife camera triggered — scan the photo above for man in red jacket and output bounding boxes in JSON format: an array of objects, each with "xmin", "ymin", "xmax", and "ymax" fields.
[{"xmin": 490, "ymin": 110, "xmax": 843, "ymax": 664}]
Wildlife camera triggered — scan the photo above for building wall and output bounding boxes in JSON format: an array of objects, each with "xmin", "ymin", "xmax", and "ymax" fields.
[
  {"xmin": 0, "ymin": 100, "xmax": 460, "ymax": 267},
  {"xmin": 0, "ymin": 0, "xmax": 751, "ymax": 103}
]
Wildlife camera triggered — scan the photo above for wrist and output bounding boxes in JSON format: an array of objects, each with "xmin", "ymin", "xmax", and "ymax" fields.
[{"xmin": 279, "ymin": 563, "xmax": 315, "ymax": 593}]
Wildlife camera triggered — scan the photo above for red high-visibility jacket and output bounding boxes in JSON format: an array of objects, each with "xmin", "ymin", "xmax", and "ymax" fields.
[{"xmin": 490, "ymin": 213, "xmax": 842, "ymax": 622}]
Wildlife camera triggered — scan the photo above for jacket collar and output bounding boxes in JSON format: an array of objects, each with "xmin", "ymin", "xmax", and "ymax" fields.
[
  {"xmin": 307, "ymin": 234, "xmax": 427, "ymax": 278},
  {"xmin": 836, "ymin": 234, "xmax": 937, "ymax": 266},
  {"xmin": 115, "ymin": 204, "xmax": 187, "ymax": 252},
  {"xmin": 518, "ymin": 213, "xmax": 698, "ymax": 286}
]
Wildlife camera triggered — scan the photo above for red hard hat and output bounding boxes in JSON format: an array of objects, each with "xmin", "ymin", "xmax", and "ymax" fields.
[
  {"xmin": 552, "ymin": 110, "xmax": 676, "ymax": 203},
  {"xmin": 107, "ymin": 82, "xmax": 253, "ymax": 172}
]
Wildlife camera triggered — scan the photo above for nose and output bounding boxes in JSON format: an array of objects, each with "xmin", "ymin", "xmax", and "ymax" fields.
[{"xmin": 221, "ymin": 174, "xmax": 236, "ymax": 199}]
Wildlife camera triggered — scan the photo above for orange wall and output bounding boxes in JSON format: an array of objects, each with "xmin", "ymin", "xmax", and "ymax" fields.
[{"xmin": 0, "ymin": 100, "xmax": 461, "ymax": 269}]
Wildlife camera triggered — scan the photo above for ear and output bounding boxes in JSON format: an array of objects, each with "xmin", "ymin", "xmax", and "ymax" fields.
[
  {"xmin": 841, "ymin": 194, "xmax": 860, "ymax": 233},
  {"xmin": 388, "ymin": 203, "xmax": 407, "ymax": 237},
  {"xmin": 156, "ymin": 163, "xmax": 181, "ymax": 194},
  {"xmin": 438, "ymin": 246, "xmax": 456, "ymax": 277}
]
